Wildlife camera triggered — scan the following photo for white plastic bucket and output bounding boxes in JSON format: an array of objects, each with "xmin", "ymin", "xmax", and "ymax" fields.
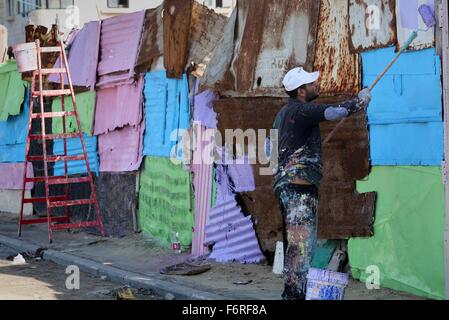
[
  {"xmin": 306, "ymin": 268, "xmax": 349, "ymax": 300},
  {"xmin": 12, "ymin": 42, "xmax": 37, "ymax": 72}
]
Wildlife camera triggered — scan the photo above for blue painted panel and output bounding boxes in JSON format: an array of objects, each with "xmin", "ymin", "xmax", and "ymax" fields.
[
  {"xmin": 362, "ymin": 47, "xmax": 443, "ymax": 166},
  {"xmin": 370, "ymin": 123, "xmax": 443, "ymax": 166},
  {"xmin": 0, "ymin": 144, "xmax": 26, "ymax": 162},
  {"xmin": 0, "ymin": 89, "xmax": 29, "ymax": 146},
  {"xmin": 143, "ymin": 71, "xmax": 190, "ymax": 158},
  {"xmin": 53, "ymin": 135, "xmax": 99, "ymax": 176}
]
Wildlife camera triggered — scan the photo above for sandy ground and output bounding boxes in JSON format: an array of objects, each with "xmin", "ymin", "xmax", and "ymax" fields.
[{"xmin": 0, "ymin": 244, "xmax": 161, "ymax": 300}]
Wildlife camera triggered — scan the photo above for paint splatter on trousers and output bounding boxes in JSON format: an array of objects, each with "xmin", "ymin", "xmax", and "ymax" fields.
[{"xmin": 275, "ymin": 184, "xmax": 318, "ymax": 300}]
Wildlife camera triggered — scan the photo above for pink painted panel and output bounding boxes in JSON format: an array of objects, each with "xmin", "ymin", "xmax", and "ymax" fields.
[
  {"xmin": 98, "ymin": 122, "xmax": 145, "ymax": 172},
  {"xmin": 0, "ymin": 162, "xmax": 34, "ymax": 190},
  {"xmin": 94, "ymin": 76, "xmax": 144, "ymax": 135}
]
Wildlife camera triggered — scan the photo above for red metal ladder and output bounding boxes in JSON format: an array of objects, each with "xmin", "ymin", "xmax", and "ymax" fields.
[{"xmin": 18, "ymin": 39, "xmax": 105, "ymax": 243}]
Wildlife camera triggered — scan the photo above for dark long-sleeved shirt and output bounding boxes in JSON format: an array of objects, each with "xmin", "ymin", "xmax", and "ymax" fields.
[{"xmin": 272, "ymin": 97, "xmax": 363, "ymax": 191}]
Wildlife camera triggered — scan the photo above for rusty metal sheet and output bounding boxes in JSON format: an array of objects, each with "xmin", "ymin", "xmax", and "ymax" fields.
[
  {"xmin": 163, "ymin": 0, "xmax": 193, "ymax": 79},
  {"xmin": 349, "ymin": 0, "xmax": 397, "ymax": 53},
  {"xmin": 214, "ymin": 97, "xmax": 287, "ymax": 253},
  {"xmin": 314, "ymin": 0, "xmax": 361, "ymax": 96},
  {"xmin": 201, "ymin": 0, "xmax": 320, "ymax": 97},
  {"xmin": 319, "ymin": 108, "xmax": 376, "ymax": 239},
  {"xmin": 135, "ymin": 6, "xmax": 164, "ymax": 74},
  {"xmin": 188, "ymin": 2, "xmax": 228, "ymax": 77}
]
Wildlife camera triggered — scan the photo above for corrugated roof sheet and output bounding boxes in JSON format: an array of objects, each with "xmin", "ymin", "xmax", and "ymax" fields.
[
  {"xmin": 135, "ymin": 6, "xmax": 164, "ymax": 74},
  {"xmin": 201, "ymin": 0, "xmax": 320, "ymax": 97},
  {"xmin": 0, "ymin": 162, "xmax": 33, "ymax": 190},
  {"xmin": 143, "ymin": 71, "xmax": 190, "ymax": 158},
  {"xmin": 0, "ymin": 89, "xmax": 29, "ymax": 145},
  {"xmin": 163, "ymin": 0, "xmax": 193, "ymax": 79},
  {"xmin": 0, "ymin": 144, "xmax": 26, "ymax": 163},
  {"xmin": 192, "ymin": 89, "xmax": 218, "ymax": 129},
  {"xmin": 314, "ymin": 0, "xmax": 361, "ymax": 96},
  {"xmin": 53, "ymin": 135, "xmax": 99, "ymax": 176},
  {"xmin": 396, "ymin": 0, "xmax": 435, "ymax": 50},
  {"xmin": 94, "ymin": 76, "xmax": 144, "ymax": 135},
  {"xmin": 49, "ymin": 21, "xmax": 101, "ymax": 89},
  {"xmin": 97, "ymin": 11, "xmax": 145, "ymax": 88},
  {"xmin": 363, "ymin": 47, "xmax": 443, "ymax": 165},
  {"xmin": 191, "ymin": 124, "xmax": 215, "ymax": 258},
  {"xmin": 204, "ymin": 195, "xmax": 265, "ymax": 264},
  {"xmin": 349, "ymin": 0, "xmax": 397, "ymax": 53},
  {"xmin": 98, "ymin": 123, "xmax": 144, "ymax": 172}
]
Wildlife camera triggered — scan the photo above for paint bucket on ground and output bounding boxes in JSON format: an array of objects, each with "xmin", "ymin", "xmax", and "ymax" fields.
[
  {"xmin": 12, "ymin": 42, "xmax": 37, "ymax": 72},
  {"xmin": 306, "ymin": 268, "xmax": 349, "ymax": 300}
]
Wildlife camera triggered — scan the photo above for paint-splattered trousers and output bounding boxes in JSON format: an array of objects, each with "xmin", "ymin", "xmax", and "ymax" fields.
[{"xmin": 275, "ymin": 184, "xmax": 318, "ymax": 300}]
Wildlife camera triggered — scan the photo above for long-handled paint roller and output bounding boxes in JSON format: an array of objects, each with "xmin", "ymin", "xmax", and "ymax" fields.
[{"xmin": 323, "ymin": 4, "xmax": 437, "ymax": 145}]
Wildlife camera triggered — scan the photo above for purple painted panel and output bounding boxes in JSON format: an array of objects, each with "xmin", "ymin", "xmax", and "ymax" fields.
[
  {"xmin": 399, "ymin": 0, "xmax": 419, "ymax": 29},
  {"xmin": 193, "ymin": 90, "xmax": 218, "ymax": 129},
  {"xmin": 0, "ymin": 162, "xmax": 33, "ymax": 190},
  {"xmin": 98, "ymin": 122, "xmax": 145, "ymax": 172},
  {"xmin": 204, "ymin": 195, "xmax": 265, "ymax": 264},
  {"xmin": 191, "ymin": 125, "xmax": 215, "ymax": 258},
  {"xmin": 227, "ymin": 157, "xmax": 255, "ymax": 193},
  {"xmin": 49, "ymin": 21, "xmax": 101, "ymax": 89},
  {"xmin": 94, "ymin": 76, "xmax": 144, "ymax": 135},
  {"xmin": 97, "ymin": 11, "xmax": 145, "ymax": 88}
]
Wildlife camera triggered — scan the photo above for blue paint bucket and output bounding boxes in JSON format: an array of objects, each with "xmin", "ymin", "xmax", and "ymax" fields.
[{"xmin": 306, "ymin": 268, "xmax": 349, "ymax": 300}]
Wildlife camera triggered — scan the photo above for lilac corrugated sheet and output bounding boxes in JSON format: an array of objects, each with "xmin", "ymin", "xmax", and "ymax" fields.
[
  {"xmin": 94, "ymin": 76, "xmax": 144, "ymax": 135},
  {"xmin": 193, "ymin": 90, "xmax": 218, "ymax": 129},
  {"xmin": 97, "ymin": 11, "xmax": 145, "ymax": 89},
  {"xmin": 204, "ymin": 195, "xmax": 265, "ymax": 264},
  {"xmin": 227, "ymin": 157, "xmax": 255, "ymax": 193},
  {"xmin": 191, "ymin": 125, "xmax": 215, "ymax": 258},
  {"xmin": 49, "ymin": 21, "xmax": 101, "ymax": 89},
  {"xmin": 98, "ymin": 122, "xmax": 145, "ymax": 172},
  {"xmin": 0, "ymin": 163, "xmax": 33, "ymax": 190}
]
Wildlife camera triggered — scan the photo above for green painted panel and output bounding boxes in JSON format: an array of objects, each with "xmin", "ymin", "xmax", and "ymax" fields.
[
  {"xmin": 139, "ymin": 157, "xmax": 194, "ymax": 249},
  {"xmin": 349, "ymin": 166, "xmax": 446, "ymax": 300},
  {"xmin": 0, "ymin": 61, "xmax": 26, "ymax": 121},
  {"xmin": 52, "ymin": 91, "xmax": 96, "ymax": 135}
]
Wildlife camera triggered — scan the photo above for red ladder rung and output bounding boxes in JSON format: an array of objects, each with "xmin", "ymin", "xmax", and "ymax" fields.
[
  {"xmin": 40, "ymin": 47, "xmax": 61, "ymax": 53},
  {"xmin": 22, "ymin": 195, "xmax": 67, "ymax": 204},
  {"xmin": 49, "ymin": 198, "xmax": 95, "ymax": 208},
  {"xmin": 50, "ymin": 221, "xmax": 99, "ymax": 231},
  {"xmin": 31, "ymin": 111, "xmax": 76, "ymax": 119},
  {"xmin": 29, "ymin": 133, "xmax": 81, "ymax": 140},
  {"xmin": 47, "ymin": 177, "xmax": 91, "ymax": 185},
  {"xmin": 32, "ymin": 89, "xmax": 71, "ymax": 97},
  {"xmin": 27, "ymin": 155, "xmax": 85, "ymax": 162},
  {"xmin": 20, "ymin": 216, "xmax": 68, "ymax": 225},
  {"xmin": 40, "ymin": 68, "xmax": 66, "ymax": 75}
]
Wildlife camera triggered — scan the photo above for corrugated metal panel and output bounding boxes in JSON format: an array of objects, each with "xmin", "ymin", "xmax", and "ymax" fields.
[
  {"xmin": 319, "ymin": 110, "xmax": 376, "ymax": 239},
  {"xmin": 191, "ymin": 124, "xmax": 214, "ymax": 258},
  {"xmin": 214, "ymin": 97, "xmax": 286, "ymax": 252},
  {"xmin": 201, "ymin": 0, "xmax": 320, "ymax": 97},
  {"xmin": 163, "ymin": 0, "xmax": 193, "ymax": 79},
  {"xmin": 188, "ymin": 2, "xmax": 228, "ymax": 77},
  {"xmin": 98, "ymin": 122, "xmax": 144, "ymax": 172},
  {"xmin": 193, "ymin": 89, "xmax": 218, "ymax": 129},
  {"xmin": 143, "ymin": 71, "xmax": 190, "ymax": 158},
  {"xmin": 0, "ymin": 61, "xmax": 26, "ymax": 121},
  {"xmin": 204, "ymin": 195, "xmax": 265, "ymax": 263},
  {"xmin": 349, "ymin": 0, "xmax": 397, "ymax": 53},
  {"xmin": 49, "ymin": 21, "xmax": 101, "ymax": 89},
  {"xmin": 363, "ymin": 47, "xmax": 443, "ymax": 165},
  {"xmin": 94, "ymin": 76, "xmax": 144, "ymax": 135},
  {"xmin": 0, "ymin": 90, "xmax": 29, "ymax": 145},
  {"xmin": 0, "ymin": 163, "xmax": 33, "ymax": 190},
  {"xmin": 314, "ymin": 0, "xmax": 361, "ymax": 96},
  {"xmin": 53, "ymin": 135, "xmax": 99, "ymax": 176},
  {"xmin": 97, "ymin": 11, "xmax": 145, "ymax": 88},
  {"xmin": 135, "ymin": 6, "xmax": 164, "ymax": 74},
  {"xmin": 0, "ymin": 144, "xmax": 26, "ymax": 162},
  {"xmin": 396, "ymin": 0, "xmax": 435, "ymax": 50}
]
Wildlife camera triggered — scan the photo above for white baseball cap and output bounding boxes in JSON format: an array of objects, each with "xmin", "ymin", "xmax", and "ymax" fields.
[{"xmin": 282, "ymin": 67, "xmax": 320, "ymax": 91}]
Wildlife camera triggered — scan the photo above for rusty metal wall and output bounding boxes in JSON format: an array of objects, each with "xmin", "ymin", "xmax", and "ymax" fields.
[
  {"xmin": 319, "ymin": 106, "xmax": 376, "ymax": 239},
  {"xmin": 214, "ymin": 97, "xmax": 287, "ymax": 253},
  {"xmin": 314, "ymin": 0, "xmax": 361, "ymax": 96},
  {"xmin": 163, "ymin": 0, "xmax": 193, "ymax": 79},
  {"xmin": 135, "ymin": 6, "xmax": 164, "ymax": 74},
  {"xmin": 349, "ymin": 0, "xmax": 397, "ymax": 53},
  {"xmin": 201, "ymin": 0, "xmax": 320, "ymax": 97}
]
